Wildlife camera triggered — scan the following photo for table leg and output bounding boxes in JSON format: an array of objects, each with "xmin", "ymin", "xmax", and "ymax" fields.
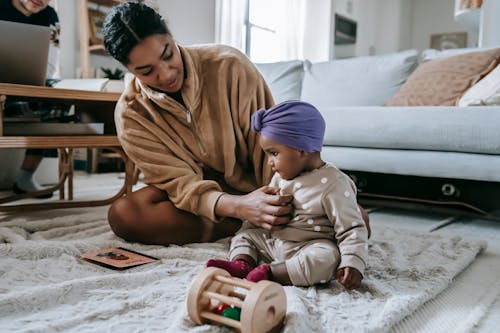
[
  {"xmin": 0, "ymin": 94, "xmax": 5, "ymax": 136},
  {"xmin": 58, "ymin": 148, "xmax": 66, "ymax": 200},
  {"xmin": 68, "ymin": 148, "xmax": 74, "ymax": 201}
]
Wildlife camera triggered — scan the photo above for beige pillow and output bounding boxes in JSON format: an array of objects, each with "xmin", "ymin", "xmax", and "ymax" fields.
[
  {"xmin": 386, "ymin": 48, "xmax": 500, "ymax": 106},
  {"xmin": 458, "ymin": 63, "xmax": 500, "ymax": 106}
]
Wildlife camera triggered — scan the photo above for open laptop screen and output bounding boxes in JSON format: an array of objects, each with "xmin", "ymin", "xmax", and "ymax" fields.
[{"xmin": 0, "ymin": 20, "xmax": 50, "ymax": 86}]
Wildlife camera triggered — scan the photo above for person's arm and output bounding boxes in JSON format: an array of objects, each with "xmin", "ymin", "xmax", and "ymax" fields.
[
  {"xmin": 115, "ymin": 96, "xmax": 226, "ymax": 221},
  {"xmin": 214, "ymin": 186, "xmax": 293, "ymax": 230},
  {"xmin": 211, "ymin": 47, "xmax": 294, "ymax": 228},
  {"xmin": 336, "ymin": 266, "xmax": 363, "ymax": 290},
  {"xmin": 121, "ymin": 105, "xmax": 294, "ymax": 226},
  {"xmin": 322, "ymin": 176, "xmax": 368, "ymax": 289}
]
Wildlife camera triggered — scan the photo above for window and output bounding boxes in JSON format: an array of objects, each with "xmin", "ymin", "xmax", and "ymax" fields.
[
  {"xmin": 244, "ymin": 0, "xmax": 278, "ymax": 61},
  {"xmin": 216, "ymin": 0, "xmax": 306, "ymax": 62},
  {"xmin": 243, "ymin": 0, "xmax": 304, "ymax": 62}
]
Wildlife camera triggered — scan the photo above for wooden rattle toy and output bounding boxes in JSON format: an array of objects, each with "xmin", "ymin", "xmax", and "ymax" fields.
[{"xmin": 187, "ymin": 267, "xmax": 287, "ymax": 333}]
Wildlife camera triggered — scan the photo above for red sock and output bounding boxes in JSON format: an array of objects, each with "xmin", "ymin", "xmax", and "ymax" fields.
[
  {"xmin": 246, "ymin": 264, "xmax": 271, "ymax": 282},
  {"xmin": 206, "ymin": 258, "xmax": 254, "ymax": 278}
]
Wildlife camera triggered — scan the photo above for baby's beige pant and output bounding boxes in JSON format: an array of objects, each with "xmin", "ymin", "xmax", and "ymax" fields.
[{"xmin": 229, "ymin": 228, "xmax": 340, "ymax": 286}]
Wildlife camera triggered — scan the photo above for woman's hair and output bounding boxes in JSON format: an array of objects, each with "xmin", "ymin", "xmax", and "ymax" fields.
[{"xmin": 103, "ymin": 1, "xmax": 170, "ymax": 64}]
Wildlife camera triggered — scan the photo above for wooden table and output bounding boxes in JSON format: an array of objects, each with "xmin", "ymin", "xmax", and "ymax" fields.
[{"xmin": 0, "ymin": 82, "xmax": 135, "ymax": 212}]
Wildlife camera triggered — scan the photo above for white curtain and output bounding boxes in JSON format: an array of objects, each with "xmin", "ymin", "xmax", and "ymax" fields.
[
  {"xmin": 278, "ymin": 0, "xmax": 306, "ymax": 60},
  {"xmin": 215, "ymin": 0, "xmax": 247, "ymax": 51}
]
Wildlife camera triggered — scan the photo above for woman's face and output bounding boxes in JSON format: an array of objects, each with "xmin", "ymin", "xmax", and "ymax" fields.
[{"xmin": 127, "ymin": 34, "xmax": 184, "ymax": 93}]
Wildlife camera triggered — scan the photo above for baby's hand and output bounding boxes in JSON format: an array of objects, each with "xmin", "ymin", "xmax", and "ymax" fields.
[{"xmin": 336, "ymin": 267, "xmax": 363, "ymax": 290}]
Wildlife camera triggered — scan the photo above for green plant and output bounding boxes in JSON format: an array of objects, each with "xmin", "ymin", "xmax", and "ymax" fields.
[{"xmin": 100, "ymin": 67, "xmax": 125, "ymax": 80}]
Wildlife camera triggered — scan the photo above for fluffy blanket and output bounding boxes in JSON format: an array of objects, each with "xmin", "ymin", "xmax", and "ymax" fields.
[{"xmin": 0, "ymin": 208, "xmax": 486, "ymax": 333}]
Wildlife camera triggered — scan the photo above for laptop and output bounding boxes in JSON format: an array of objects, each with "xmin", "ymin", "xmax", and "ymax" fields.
[{"xmin": 0, "ymin": 20, "xmax": 50, "ymax": 86}]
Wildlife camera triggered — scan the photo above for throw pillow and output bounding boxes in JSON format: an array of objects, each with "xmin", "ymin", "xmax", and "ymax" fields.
[
  {"xmin": 255, "ymin": 60, "xmax": 304, "ymax": 104},
  {"xmin": 386, "ymin": 48, "xmax": 500, "ymax": 106},
  {"xmin": 458, "ymin": 63, "xmax": 500, "ymax": 106},
  {"xmin": 300, "ymin": 49, "xmax": 419, "ymax": 108}
]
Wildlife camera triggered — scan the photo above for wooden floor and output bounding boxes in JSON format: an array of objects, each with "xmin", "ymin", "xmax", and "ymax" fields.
[{"xmin": 0, "ymin": 171, "xmax": 144, "ymax": 209}]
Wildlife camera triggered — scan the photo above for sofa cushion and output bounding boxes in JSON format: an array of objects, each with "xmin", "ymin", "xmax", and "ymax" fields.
[
  {"xmin": 386, "ymin": 48, "xmax": 500, "ymax": 106},
  {"xmin": 255, "ymin": 60, "xmax": 304, "ymax": 104},
  {"xmin": 458, "ymin": 63, "xmax": 500, "ymax": 106},
  {"xmin": 300, "ymin": 50, "xmax": 419, "ymax": 109},
  {"xmin": 321, "ymin": 106, "xmax": 500, "ymax": 155},
  {"xmin": 322, "ymin": 146, "xmax": 500, "ymax": 182}
]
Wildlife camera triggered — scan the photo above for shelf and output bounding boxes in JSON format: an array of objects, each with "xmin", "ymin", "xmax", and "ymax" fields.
[{"xmin": 79, "ymin": 0, "xmax": 124, "ymax": 78}]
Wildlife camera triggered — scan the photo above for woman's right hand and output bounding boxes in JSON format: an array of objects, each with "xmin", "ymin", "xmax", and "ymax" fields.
[{"xmin": 216, "ymin": 186, "xmax": 294, "ymax": 231}]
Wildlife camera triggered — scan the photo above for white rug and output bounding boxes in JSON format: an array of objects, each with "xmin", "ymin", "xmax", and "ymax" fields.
[{"xmin": 0, "ymin": 207, "xmax": 486, "ymax": 333}]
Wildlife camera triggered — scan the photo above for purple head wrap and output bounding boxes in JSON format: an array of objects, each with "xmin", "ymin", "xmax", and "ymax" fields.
[{"xmin": 251, "ymin": 100, "xmax": 325, "ymax": 152}]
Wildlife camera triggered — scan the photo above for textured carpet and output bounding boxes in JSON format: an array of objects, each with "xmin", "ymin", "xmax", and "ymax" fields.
[
  {"xmin": 371, "ymin": 209, "xmax": 500, "ymax": 333},
  {"xmin": 0, "ymin": 207, "xmax": 486, "ymax": 333}
]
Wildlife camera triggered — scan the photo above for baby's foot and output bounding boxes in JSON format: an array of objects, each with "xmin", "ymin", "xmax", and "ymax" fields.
[
  {"xmin": 246, "ymin": 264, "xmax": 271, "ymax": 282},
  {"xmin": 206, "ymin": 259, "xmax": 254, "ymax": 278}
]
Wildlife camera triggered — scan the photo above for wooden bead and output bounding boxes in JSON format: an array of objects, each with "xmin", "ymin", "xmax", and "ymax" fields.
[
  {"xmin": 215, "ymin": 303, "xmax": 230, "ymax": 315},
  {"xmin": 222, "ymin": 307, "xmax": 241, "ymax": 321}
]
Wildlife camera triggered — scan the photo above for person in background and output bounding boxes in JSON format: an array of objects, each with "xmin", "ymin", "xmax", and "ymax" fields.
[
  {"xmin": 0, "ymin": 0, "xmax": 61, "ymax": 198},
  {"xmin": 102, "ymin": 2, "xmax": 370, "ymax": 246},
  {"xmin": 207, "ymin": 101, "xmax": 369, "ymax": 289}
]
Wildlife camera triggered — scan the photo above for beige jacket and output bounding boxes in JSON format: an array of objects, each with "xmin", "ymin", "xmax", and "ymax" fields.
[{"xmin": 114, "ymin": 44, "xmax": 275, "ymax": 220}]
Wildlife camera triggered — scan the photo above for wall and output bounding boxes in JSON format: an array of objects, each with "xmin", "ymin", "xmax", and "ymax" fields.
[
  {"xmin": 397, "ymin": 0, "xmax": 413, "ymax": 51},
  {"xmin": 330, "ymin": 0, "xmax": 410, "ymax": 59},
  {"xmin": 330, "ymin": 0, "xmax": 481, "ymax": 60},
  {"xmin": 55, "ymin": 0, "xmax": 78, "ymax": 78},
  {"xmin": 479, "ymin": 0, "xmax": 500, "ymax": 47},
  {"xmin": 159, "ymin": 0, "xmax": 216, "ymax": 46},
  {"xmin": 410, "ymin": 0, "xmax": 479, "ymax": 50},
  {"xmin": 371, "ymin": 0, "xmax": 411, "ymax": 55}
]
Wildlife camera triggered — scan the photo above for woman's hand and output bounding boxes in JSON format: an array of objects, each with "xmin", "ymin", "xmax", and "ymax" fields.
[
  {"xmin": 216, "ymin": 186, "xmax": 294, "ymax": 231},
  {"xmin": 336, "ymin": 267, "xmax": 363, "ymax": 290}
]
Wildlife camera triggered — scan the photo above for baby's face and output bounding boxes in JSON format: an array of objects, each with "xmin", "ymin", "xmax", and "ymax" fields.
[{"xmin": 260, "ymin": 136, "xmax": 306, "ymax": 180}]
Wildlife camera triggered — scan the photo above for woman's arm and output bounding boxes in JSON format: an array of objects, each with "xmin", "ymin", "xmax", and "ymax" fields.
[{"xmin": 215, "ymin": 186, "xmax": 293, "ymax": 230}]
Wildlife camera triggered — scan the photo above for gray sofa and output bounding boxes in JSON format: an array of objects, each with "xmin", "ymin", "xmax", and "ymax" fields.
[{"xmin": 256, "ymin": 48, "xmax": 500, "ymax": 214}]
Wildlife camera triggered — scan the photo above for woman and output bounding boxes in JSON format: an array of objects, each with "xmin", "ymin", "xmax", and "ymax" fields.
[{"xmin": 103, "ymin": 2, "xmax": 368, "ymax": 246}]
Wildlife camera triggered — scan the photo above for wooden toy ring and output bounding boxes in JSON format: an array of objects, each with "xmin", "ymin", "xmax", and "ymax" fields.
[{"xmin": 187, "ymin": 267, "xmax": 287, "ymax": 333}]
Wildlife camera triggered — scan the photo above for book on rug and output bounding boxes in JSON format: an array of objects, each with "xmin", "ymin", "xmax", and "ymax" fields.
[{"xmin": 81, "ymin": 247, "xmax": 159, "ymax": 270}]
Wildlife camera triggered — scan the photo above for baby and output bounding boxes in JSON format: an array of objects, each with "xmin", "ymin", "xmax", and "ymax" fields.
[{"xmin": 207, "ymin": 101, "xmax": 368, "ymax": 289}]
